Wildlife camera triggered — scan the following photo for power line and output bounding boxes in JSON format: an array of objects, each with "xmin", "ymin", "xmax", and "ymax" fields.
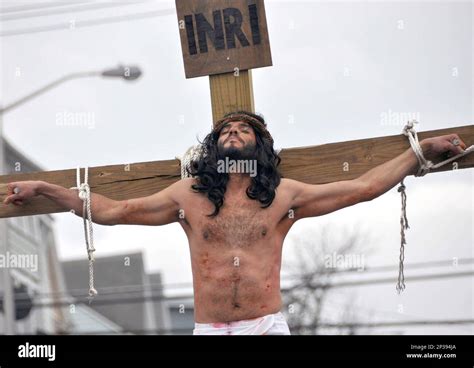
[
  {"xmin": 1, "ymin": 1, "xmax": 149, "ymax": 21},
  {"xmin": 292, "ymin": 319, "xmax": 474, "ymax": 329},
  {"xmin": 292, "ymin": 294, "xmax": 474, "ymax": 333},
  {"xmin": 282, "ymin": 257, "xmax": 474, "ymax": 281},
  {"xmin": 4, "ymin": 256, "xmax": 468, "ymax": 301},
  {"xmin": 9, "ymin": 270, "xmax": 473, "ymax": 309},
  {"xmin": 0, "ymin": 1, "xmax": 91, "ymax": 14},
  {"xmin": 30, "ymin": 291, "xmax": 192, "ymax": 309},
  {"xmin": 291, "ymin": 270, "xmax": 474, "ymax": 290},
  {"xmin": 0, "ymin": 8, "xmax": 175, "ymax": 38},
  {"xmin": 5, "ymin": 257, "xmax": 473, "ymax": 301}
]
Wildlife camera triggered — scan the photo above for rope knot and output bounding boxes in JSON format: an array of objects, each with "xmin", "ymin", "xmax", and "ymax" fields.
[
  {"xmin": 73, "ymin": 167, "xmax": 98, "ymax": 301},
  {"xmin": 78, "ymin": 183, "xmax": 90, "ymax": 201},
  {"xmin": 402, "ymin": 119, "xmax": 417, "ymax": 136},
  {"xmin": 88, "ymin": 287, "xmax": 98, "ymax": 298},
  {"xmin": 397, "ymin": 183, "xmax": 405, "ymax": 193}
]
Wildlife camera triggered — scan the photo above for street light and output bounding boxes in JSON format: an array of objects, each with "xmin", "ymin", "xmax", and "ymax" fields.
[
  {"xmin": 0, "ymin": 64, "xmax": 142, "ymax": 115},
  {"xmin": 102, "ymin": 65, "xmax": 142, "ymax": 80},
  {"xmin": 0, "ymin": 63, "xmax": 142, "ymax": 334}
]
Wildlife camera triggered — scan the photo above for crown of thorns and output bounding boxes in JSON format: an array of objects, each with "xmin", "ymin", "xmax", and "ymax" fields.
[{"xmin": 213, "ymin": 113, "xmax": 274, "ymax": 145}]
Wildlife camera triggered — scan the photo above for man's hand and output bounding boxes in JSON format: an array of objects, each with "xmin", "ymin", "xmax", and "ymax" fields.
[
  {"xmin": 421, "ymin": 134, "xmax": 467, "ymax": 162},
  {"xmin": 2, "ymin": 178, "xmax": 185, "ymax": 226},
  {"xmin": 3, "ymin": 181, "xmax": 42, "ymax": 206},
  {"xmin": 3, "ymin": 180, "xmax": 127, "ymax": 226}
]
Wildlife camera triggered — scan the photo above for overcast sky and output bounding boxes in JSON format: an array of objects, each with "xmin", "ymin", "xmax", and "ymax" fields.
[{"xmin": 1, "ymin": 0, "xmax": 472, "ymax": 334}]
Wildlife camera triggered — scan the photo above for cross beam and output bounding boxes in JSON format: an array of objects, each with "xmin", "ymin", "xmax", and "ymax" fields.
[
  {"xmin": 1, "ymin": 124, "xmax": 472, "ymax": 219},
  {"xmin": 1, "ymin": 0, "xmax": 472, "ymax": 220}
]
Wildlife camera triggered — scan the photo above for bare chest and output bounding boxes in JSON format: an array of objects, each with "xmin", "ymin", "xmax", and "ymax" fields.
[
  {"xmin": 183, "ymin": 195, "xmax": 286, "ymax": 248},
  {"xmin": 203, "ymin": 203, "xmax": 269, "ymax": 247}
]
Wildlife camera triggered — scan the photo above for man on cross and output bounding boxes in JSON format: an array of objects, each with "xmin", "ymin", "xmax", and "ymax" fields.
[{"xmin": 3, "ymin": 111, "xmax": 468, "ymax": 335}]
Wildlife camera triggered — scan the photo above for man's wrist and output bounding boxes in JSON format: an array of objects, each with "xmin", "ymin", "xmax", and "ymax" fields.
[
  {"xmin": 35, "ymin": 181, "xmax": 48, "ymax": 196},
  {"xmin": 420, "ymin": 139, "xmax": 432, "ymax": 157},
  {"xmin": 405, "ymin": 139, "xmax": 431, "ymax": 176},
  {"xmin": 411, "ymin": 139, "xmax": 434, "ymax": 175}
]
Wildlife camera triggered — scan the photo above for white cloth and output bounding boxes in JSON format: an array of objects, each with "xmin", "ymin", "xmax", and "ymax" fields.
[{"xmin": 193, "ymin": 312, "xmax": 291, "ymax": 335}]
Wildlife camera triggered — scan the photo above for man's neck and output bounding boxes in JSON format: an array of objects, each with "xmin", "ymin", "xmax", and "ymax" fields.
[{"xmin": 227, "ymin": 173, "xmax": 251, "ymax": 193}]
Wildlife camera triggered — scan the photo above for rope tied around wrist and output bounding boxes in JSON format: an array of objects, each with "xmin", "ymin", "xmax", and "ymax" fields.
[
  {"xmin": 397, "ymin": 120, "xmax": 474, "ymax": 293},
  {"xmin": 70, "ymin": 167, "xmax": 98, "ymax": 301}
]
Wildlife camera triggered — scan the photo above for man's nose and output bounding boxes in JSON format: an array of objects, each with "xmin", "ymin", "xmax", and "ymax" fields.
[{"xmin": 229, "ymin": 128, "xmax": 240, "ymax": 137}]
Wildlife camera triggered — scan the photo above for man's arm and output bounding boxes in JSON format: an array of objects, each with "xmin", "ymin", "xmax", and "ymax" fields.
[
  {"xmin": 3, "ymin": 179, "xmax": 187, "ymax": 226},
  {"xmin": 114, "ymin": 180, "xmax": 183, "ymax": 226},
  {"xmin": 358, "ymin": 134, "xmax": 466, "ymax": 199},
  {"xmin": 287, "ymin": 177, "xmax": 372, "ymax": 220},
  {"xmin": 289, "ymin": 134, "xmax": 467, "ymax": 220}
]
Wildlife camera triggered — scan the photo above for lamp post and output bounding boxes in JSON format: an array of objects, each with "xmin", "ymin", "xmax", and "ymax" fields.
[
  {"xmin": 0, "ymin": 64, "xmax": 142, "ymax": 334},
  {"xmin": 0, "ymin": 65, "xmax": 142, "ymax": 115}
]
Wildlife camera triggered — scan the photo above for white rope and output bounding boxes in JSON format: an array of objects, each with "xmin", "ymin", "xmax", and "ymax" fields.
[
  {"xmin": 70, "ymin": 167, "xmax": 98, "ymax": 301},
  {"xmin": 176, "ymin": 145, "xmax": 204, "ymax": 179},
  {"xmin": 396, "ymin": 180, "xmax": 409, "ymax": 293},
  {"xmin": 397, "ymin": 120, "xmax": 474, "ymax": 293},
  {"xmin": 403, "ymin": 120, "xmax": 474, "ymax": 177}
]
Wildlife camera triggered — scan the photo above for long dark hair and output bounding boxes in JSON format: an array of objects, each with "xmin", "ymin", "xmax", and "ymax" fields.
[{"xmin": 187, "ymin": 111, "xmax": 282, "ymax": 217}]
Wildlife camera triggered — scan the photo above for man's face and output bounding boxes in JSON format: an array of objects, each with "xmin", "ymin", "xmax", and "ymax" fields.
[{"xmin": 217, "ymin": 120, "xmax": 257, "ymax": 160}]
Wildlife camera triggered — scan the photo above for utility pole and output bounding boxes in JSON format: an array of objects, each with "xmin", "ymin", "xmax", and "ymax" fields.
[{"xmin": 0, "ymin": 108, "xmax": 15, "ymax": 334}]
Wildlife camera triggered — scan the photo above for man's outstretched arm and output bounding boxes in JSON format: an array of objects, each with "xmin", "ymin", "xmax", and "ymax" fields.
[
  {"xmin": 3, "ymin": 180, "xmax": 122, "ymax": 225},
  {"xmin": 358, "ymin": 134, "xmax": 466, "ymax": 198},
  {"xmin": 3, "ymin": 178, "xmax": 188, "ymax": 226},
  {"xmin": 289, "ymin": 134, "xmax": 467, "ymax": 220}
]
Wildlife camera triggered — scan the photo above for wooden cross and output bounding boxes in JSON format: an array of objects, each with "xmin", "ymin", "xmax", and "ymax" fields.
[
  {"xmin": 0, "ymin": 1, "xmax": 472, "ymax": 335},
  {"xmin": 0, "ymin": 0, "xmax": 473, "ymax": 221},
  {"xmin": 0, "ymin": 0, "xmax": 473, "ymax": 218}
]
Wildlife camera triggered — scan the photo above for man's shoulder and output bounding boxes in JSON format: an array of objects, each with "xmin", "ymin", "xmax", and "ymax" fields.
[
  {"xmin": 279, "ymin": 178, "xmax": 301, "ymax": 191},
  {"xmin": 179, "ymin": 177, "xmax": 198, "ymax": 186},
  {"xmin": 279, "ymin": 178, "xmax": 317, "ymax": 201},
  {"xmin": 160, "ymin": 178, "xmax": 198, "ymax": 207},
  {"xmin": 171, "ymin": 177, "xmax": 197, "ymax": 192}
]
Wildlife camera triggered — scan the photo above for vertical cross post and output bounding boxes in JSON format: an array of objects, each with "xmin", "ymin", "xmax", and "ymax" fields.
[
  {"xmin": 209, "ymin": 70, "xmax": 255, "ymax": 124},
  {"xmin": 175, "ymin": 0, "xmax": 272, "ymax": 125},
  {"xmin": 0, "ymin": 111, "xmax": 16, "ymax": 334}
]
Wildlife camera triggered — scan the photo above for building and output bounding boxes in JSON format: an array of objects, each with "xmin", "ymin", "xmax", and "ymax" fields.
[
  {"xmin": 149, "ymin": 272, "xmax": 194, "ymax": 335},
  {"xmin": 68, "ymin": 303, "xmax": 125, "ymax": 335},
  {"xmin": 0, "ymin": 137, "xmax": 72, "ymax": 334},
  {"xmin": 0, "ymin": 138, "xmax": 195, "ymax": 335},
  {"xmin": 62, "ymin": 252, "xmax": 195, "ymax": 334},
  {"xmin": 164, "ymin": 295, "xmax": 195, "ymax": 335}
]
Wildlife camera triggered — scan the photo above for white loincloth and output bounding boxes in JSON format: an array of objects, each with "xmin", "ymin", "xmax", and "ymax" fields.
[{"xmin": 193, "ymin": 312, "xmax": 291, "ymax": 335}]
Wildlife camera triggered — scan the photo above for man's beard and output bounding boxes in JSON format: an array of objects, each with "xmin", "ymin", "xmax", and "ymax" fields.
[{"xmin": 217, "ymin": 140, "xmax": 257, "ymax": 160}]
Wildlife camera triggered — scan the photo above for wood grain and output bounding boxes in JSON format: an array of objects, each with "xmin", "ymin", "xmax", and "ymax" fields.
[
  {"xmin": 209, "ymin": 69, "xmax": 255, "ymax": 122},
  {"xmin": 0, "ymin": 125, "xmax": 472, "ymax": 218},
  {"xmin": 176, "ymin": 0, "xmax": 272, "ymax": 78}
]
